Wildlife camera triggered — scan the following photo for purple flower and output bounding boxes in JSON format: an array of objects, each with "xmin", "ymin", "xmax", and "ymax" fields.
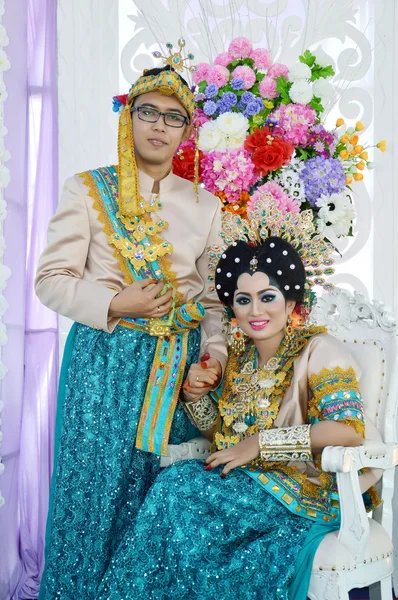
[
  {"xmin": 216, "ymin": 99, "xmax": 231, "ymax": 114},
  {"xmin": 195, "ymin": 93, "xmax": 206, "ymax": 102},
  {"xmin": 300, "ymin": 157, "xmax": 346, "ymax": 206},
  {"xmin": 221, "ymin": 91, "xmax": 238, "ymax": 107},
  {"xmin": 244, "ymin": 101, "xmax": 261, "ymax": 116},
  {"xmin": 231, "ymin": 77, "xmax": 245, "ymax": 90},
  {"xmin": 241, "ymin": 91, "xmax": 255, "ymax": 105},
  {"xmin": 236, "ymin": 100, "xmax": 246, "ymax": 112},
  {"xmin": 203, "ymin": 100, "xmax": 218, "ymax": 116},
  {"xmin": 205, "ymin": 84, "xmax": 219, "ymax": 98},
  {"xmin": 265, "ymin": 117, "xmax": 278, "ymax": 128}
]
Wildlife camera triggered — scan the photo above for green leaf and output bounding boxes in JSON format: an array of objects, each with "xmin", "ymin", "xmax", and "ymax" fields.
[
  {"xmin": 198, "ymin": 81, "xmax": 207, "ymax": 94},
  {"xmin": 311, "ymin": 65, "xmax": 335, "ymax": 81},
  {"xmin": 309, "ymin": 95, "xmax": 324, "ymax": 113},
  {"xmin": 275, "ymin": 75, "xmax": 291, "ymax": 104},
  {"xmin": 251, "ymin": 83, "xmax": 260, "ymax": 96},
  {"xmin": 257, "ymin": 72, "xmax": 266, "ymax": 82},
  {"xmin": 299, "ymin": 49, "xmax": 316, "ymax": 67}
]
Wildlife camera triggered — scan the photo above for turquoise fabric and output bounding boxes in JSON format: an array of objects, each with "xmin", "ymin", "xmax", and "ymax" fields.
[
  {"xmin": 98, "ymin": 460, "xmax": 335, "ymax": 600},
  {"xmin": 39, "ymin": 323, "xmax": 200, "ymax": 600}
]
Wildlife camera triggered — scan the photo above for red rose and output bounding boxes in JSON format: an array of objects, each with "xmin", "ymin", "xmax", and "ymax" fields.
[
  {"xmin": 244, "ymin": 127, "xmax": 294, "ymax": 176},
  {"xmin": 244, "ymin": 127, "xmax": 272, "ymax": 153},
  {"xmin": 172, "ymin": 147, "xmax": 203, "ymax": 182}
]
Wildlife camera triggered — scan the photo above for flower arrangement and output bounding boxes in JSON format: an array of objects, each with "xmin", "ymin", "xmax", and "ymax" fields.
[{"xmin": 174, "ymin": 37, "xmax": 386, "ymax": 240}]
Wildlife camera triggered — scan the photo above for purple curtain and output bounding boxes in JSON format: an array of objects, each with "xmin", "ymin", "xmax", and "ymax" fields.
[{"xmin": 0, "ymin": 0, "xmax": 58, "ymax": 598}]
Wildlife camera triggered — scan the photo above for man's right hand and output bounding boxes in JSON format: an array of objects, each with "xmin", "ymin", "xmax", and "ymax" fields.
[{"xmin": 108, "ymin": 279, "xmax": 173, "ymax": 319}]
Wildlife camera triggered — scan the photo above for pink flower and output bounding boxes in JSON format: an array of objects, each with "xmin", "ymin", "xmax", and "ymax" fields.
[
  {"xmin": 201, "ymin": 149, "xmax": 257, "ymax": 203},
  {"xmin": 251, "ymin": 48, "xmax": 272, "ymax": 71},
  {"xmin": 270, "ymin": 103, "xmax": 317, "ymax": 146},
  {"xmin": 193, "ymin": 108, "xmax": 210, "ymax": 128},
  {"xmin": 259, "ymin": 76, "xmax": 278, "ymax": 99},
  {"xmin": 206, "ymin": 65, "xmax": 230, "ymax": 88},
  {"xmin": 214, "ymin": 52, "xmax": 231, "ymax": 68},
  {"xmin": 228, "ymin": 37, "xmax": 253, "ymax": 60},
  {"xmin": 232, "ymin": 65, "xmax": 256, "ymax": 90},
  {"xmin": 247, "ymin": 182, "xmax": 300, "ymax": 215},
  {"xmin": 267, "ymin": 63, "xmax": 289, "ymax": 79},
  {"xmin": 192, "ymin": 62, "xmax": 211, "ymax": 85}
]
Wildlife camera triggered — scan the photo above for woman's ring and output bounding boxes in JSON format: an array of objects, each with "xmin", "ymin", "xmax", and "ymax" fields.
[{"xmin": 196, "ymin": 376, "xmax": 200, "ymax": 382}]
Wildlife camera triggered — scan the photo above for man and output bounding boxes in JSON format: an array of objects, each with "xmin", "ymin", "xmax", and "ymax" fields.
[{"xmin": 35, "ymin": 65, "xmax": 226, "ymax": 599}]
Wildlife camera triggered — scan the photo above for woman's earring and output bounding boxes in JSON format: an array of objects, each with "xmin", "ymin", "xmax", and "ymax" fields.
[
  {"xmin": 225, "ymin": 319, "xmax": 247, "ymax": 355},
  {"xmin": 285, "ymin": 315, "xmax": 294, "ymax": 346}
]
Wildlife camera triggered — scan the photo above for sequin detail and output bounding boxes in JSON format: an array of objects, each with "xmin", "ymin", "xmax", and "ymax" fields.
[
  {"xmin": 98, "ymin": 462, "xmax": 313, "ymax": 599},
  {"xmin": 40, "ymin": 324, "xmax": 200, "ymax": 600}
]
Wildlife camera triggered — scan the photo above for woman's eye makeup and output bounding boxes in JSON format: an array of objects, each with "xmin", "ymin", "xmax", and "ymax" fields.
[
  {"xmin": 235, "ymin": 290, "xmax": 281, "ymax": 305},
  {"xmin": 235, "ymin": 296, "xmax": 251, "ymax": 305},
  {"xmin": 261, "ymin": 293, "xmax": 278, "ymax": 303}
]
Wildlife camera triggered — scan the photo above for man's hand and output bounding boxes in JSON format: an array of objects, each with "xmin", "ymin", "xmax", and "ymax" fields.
[
  {"xmin": 204, "ymin": 434, "xmax": 260, "ymax": 478},
  {"xmin": 108, "ymin": 279, "xmax": 173, "ymax": 319}
]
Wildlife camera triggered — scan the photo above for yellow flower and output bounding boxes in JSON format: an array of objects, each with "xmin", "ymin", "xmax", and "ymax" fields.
[
  {"xmin": 376, "ymin": 140, "xmax": 387, "ymax": 152},
  {"xmin": 346, "ymin": 175, "xmax": 352, "ymax": 185},
  {"xmin": 357, "ymin": 161, "xmax": 365, "ymax": 171},
  {"xmin": 353, "ymin": 172, "xmax": 364, "ymax": 181},
  {"xmin": 341, "ymin": 134, "xmax": 350, "ymax": 144},
  {"xmin": 336, "ymin": 118, "xmax": 345, "ymax": 127},
  {"xmin": 355, "ymin": 121, "xmax": 365, "ymax": 131},
  {"xmin": 350, "ymin": 134, "xmax": 359, "ymax": 145},
  {"xmin": 263, "ymin": 100, "xmax": 274, "ymax": 109},
  {"xmin": 339, "ymin": 149, "xmax": 349, "ymax": 160},
  {"xmin": 354, "ymin": 145, "xmax": 364, "ymax": 155},
  {"xmin": 360, "ymin": 151, "xmax": 368, "ymax": 160}
]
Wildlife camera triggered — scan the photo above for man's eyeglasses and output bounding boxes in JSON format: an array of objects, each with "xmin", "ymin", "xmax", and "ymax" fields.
[{"xmin": 131, "ymin": 106, "xmax": 189, "ymax": 128}]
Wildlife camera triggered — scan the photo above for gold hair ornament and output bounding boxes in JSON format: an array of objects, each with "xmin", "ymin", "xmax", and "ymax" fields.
[
  {"xmin": 208, "ymin": 196, "xmax": 335, "ymax": 293},
  {"xmin": 152, "ymin": 38, "xmax": 197, "ymax": 75}
]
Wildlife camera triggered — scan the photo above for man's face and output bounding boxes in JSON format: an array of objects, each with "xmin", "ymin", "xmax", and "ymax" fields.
[{"xmin": 132, "ymin": 91, "xmax": 191, "ymax": 170}]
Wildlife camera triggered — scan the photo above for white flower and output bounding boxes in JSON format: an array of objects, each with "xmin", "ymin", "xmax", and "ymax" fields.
[
  {"xmin": 275, "ymin": 159, "xmax": 306, "ymax": 204},
  {"xmin": 289, "ymin": 81, "xmax": 314, "ymax": 105},
  {"xmin": 225, "ymin": 131, "xmax": 247, "ymax": 150},
  {"xmin": 316, "ymin": 193, "xmax": 355, "ymax": 238},
  {"xmin": 198, "ymin": 121, "xmax": 223, "ymax": 151},
  {"xmin": 0, "ymin": 24, "xmax": 9, "ymax": 47},
  {"xmin": 313, "ymin": 78, "xmax": 334, "ymax": 103},
  {"xmin": 0, "ymin": 265, "xmax": 11, "ymax": 291},
  {"xmin": 313, "ymin": 46, "xmax": 333, "ymax": 68},
  {"xmin": 216, "ymin": 112, "xmax": 249, "ymax": 137},
  {"xmin": 288, "ymin": 63, "xmax": 312, "ymax": 82},
  {"xmin": 0, "ymin": 198, "xmax": 6, "ymax": 220},
  {"xmin": 367, "ymin": 162, "xmax": 375, "ymax": 170},
  {"xmin": 0, "ymin": 399, "xmax": 4, "ymax": 412},
  {"xmin": 0, "ymin": 49, "xmax": 10, "ymax": 72},
  {"xmin": 0, "ymin": 165, "xmax": 10, "ymax": 188}
]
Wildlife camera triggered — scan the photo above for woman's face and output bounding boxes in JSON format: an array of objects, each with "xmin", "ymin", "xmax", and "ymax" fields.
[{"xmin": 232, "ymin": 271, "xmax": 295, "ymax": 343}]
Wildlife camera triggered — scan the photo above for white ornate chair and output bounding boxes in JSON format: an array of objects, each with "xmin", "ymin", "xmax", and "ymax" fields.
[
  {"xmin": 307, "ymin": 287, "xmax": 398, "ymax": 600},
  {"xmin": 161, "ymin": 287, "xmax": 398, "ymax": 600}
]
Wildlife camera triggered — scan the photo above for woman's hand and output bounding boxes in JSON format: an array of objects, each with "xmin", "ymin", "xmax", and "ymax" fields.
[
  {"xmin": 205, "ymin": 434, "xmax": 260, "ymax": 478},
  {"xmin": 108, "ymin": 279, "xmax": 173, "ymax": 319},
  {"xmin": 182, "ymin": 355, "xmax": 222, "ymax": 402}
]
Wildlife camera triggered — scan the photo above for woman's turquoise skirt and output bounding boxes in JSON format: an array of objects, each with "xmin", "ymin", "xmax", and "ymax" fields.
[
  {"xmin": 98, "ymin": 460, "xmax": 337, "ymax": 600},
  {"xmin": 39, "ymin": 323, "xmax": 201, "ymax": 600}
]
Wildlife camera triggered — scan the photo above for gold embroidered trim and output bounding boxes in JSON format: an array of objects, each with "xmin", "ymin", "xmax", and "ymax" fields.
[
  {"xmin": 80, "ymin": 170, "xmax": 134, "ymax": 286},
  {"xmin": 308, "ymin": 366, "xmax": 365, "ymax": 436}
]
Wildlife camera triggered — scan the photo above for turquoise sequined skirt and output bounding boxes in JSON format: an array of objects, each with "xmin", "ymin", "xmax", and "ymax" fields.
[
  {"xmin": 98, "ymin": 460, "xmax": 321, "ymax": 600},
  {"xmin": 39, "ymin": 323, "xmax": 201, "ymax": 600}
]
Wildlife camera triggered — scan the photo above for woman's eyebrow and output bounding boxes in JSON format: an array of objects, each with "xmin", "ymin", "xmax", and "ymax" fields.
[{"xmin": 136, "ymin": 102, "xmax": 185, "ymax": 115}]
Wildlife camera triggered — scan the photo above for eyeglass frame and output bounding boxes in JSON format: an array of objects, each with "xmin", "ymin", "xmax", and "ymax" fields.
[{"xmin": 131, "ymin": 105, "xmax": 190, "ymax": 128}]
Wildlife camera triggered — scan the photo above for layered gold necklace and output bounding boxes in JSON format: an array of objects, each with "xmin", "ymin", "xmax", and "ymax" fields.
[{"xmin": 215, "ymin": 325, "xmax": 326, "ymax": 450}]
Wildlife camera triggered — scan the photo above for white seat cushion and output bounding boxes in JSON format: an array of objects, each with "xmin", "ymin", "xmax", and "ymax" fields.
[{"xmin": 313, "ymin": 519, "xmax": 393, "ymax": 571}]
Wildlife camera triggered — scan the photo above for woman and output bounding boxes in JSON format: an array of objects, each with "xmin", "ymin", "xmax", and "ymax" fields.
[{"xmin": 98, "ymin": 204, "xmax": 379, "ymax": 600}]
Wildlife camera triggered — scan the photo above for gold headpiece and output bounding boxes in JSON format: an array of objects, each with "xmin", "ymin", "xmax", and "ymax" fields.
[
  {"xmin": 152, "ymin": 38, "xmax": 197, "ymax": 75},
  {"xmin": 208, "ymin": 196, "xmax": 335, "ymax": 292}
]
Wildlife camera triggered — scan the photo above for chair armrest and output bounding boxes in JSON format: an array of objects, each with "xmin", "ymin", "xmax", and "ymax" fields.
[{"xmin": 320, "ymin": 442, "xmax": 398, "ymax": 561}]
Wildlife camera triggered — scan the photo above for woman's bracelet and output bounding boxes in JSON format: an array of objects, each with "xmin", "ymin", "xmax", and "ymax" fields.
[
  {"xmin": 181, "ymin": 394, "xmax": 218, "ymax": 431},
  {"xmin": 259, "ymin": 424, "xmax": 312, "ymax": 462}
]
